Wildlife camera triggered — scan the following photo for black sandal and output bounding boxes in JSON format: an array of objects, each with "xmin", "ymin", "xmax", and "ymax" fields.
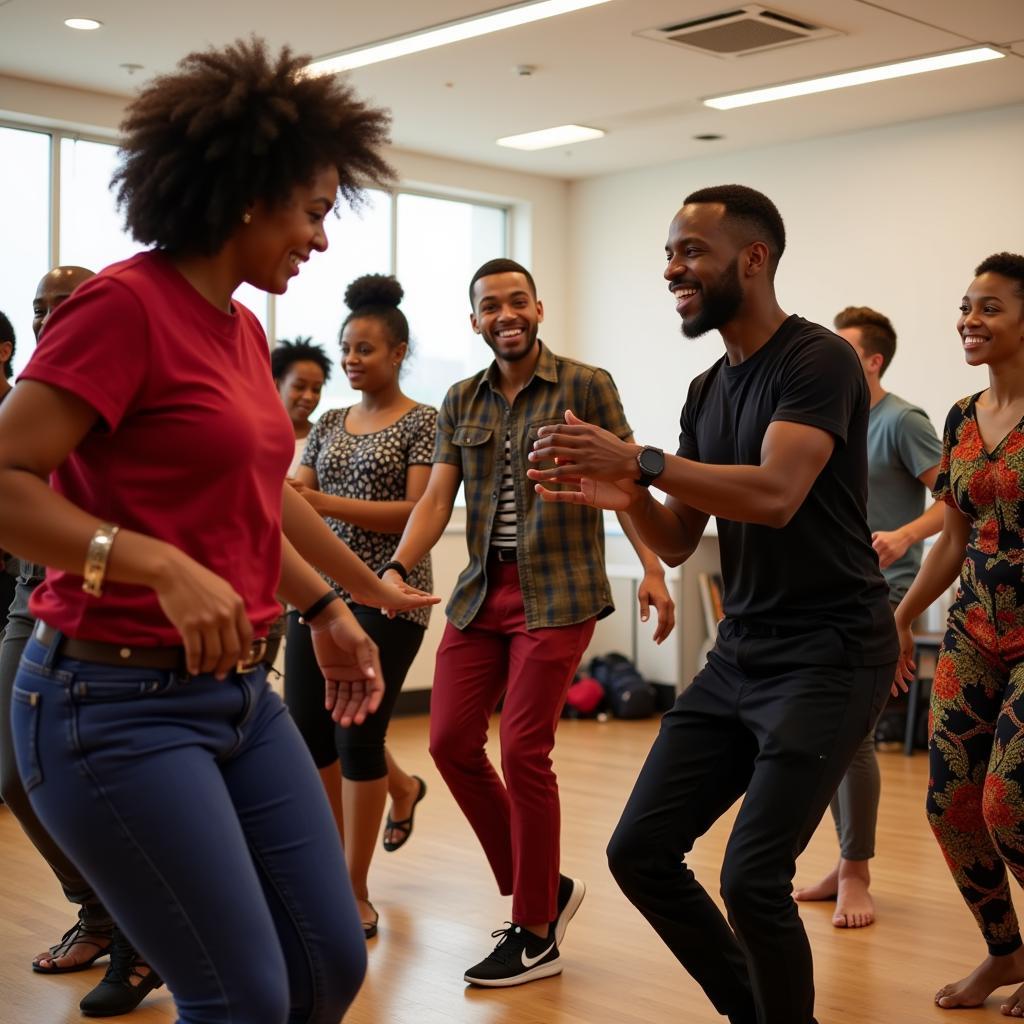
[
  {"xmin": 359, "ymin": 899, "xmax": 379, "ymax": 940},
  {"xmin": 32, "ymin": 918, "xmax": 113, "ymax": 974},
  {"xmin": 382, "ymin": 775, "xmax": 427, "ymax": 853}
]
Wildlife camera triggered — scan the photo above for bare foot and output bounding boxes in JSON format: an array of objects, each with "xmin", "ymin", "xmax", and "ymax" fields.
[
  {"xmin": 794, "ymin": 864, "xmax": 839, "ymax": 903},
  {"xmin": 833, "ymin": 875, "xmax": 875, "ymax": 928},
  {"xmin": 1002, "ymin": 981, "xmax": 1024, "ymax": 1017},
  {"xmin": 833, "ymin": 860, "xmax": 875, "ymax": 928},
  {"xmin": 33, "ymin": 921, "xmax": 112, "ymax": 972},
  {"xmin": 935, "ymin": 949, "xmax": 1024, "ymax": 1009}
]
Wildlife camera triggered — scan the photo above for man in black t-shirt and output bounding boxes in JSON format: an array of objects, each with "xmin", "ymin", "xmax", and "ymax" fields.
[{"xmin": 528, "ymin": 185, "xmax": 897, "ymax": 1024}]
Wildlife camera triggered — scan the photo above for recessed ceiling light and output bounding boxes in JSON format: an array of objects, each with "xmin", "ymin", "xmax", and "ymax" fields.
[
  {"xmin": 307, "ymin": 0, "xmax": 615, "ymax": 75},
  {"xmin": 704, "ymin": 45, "xmax": 1005, "ymax": 110},
  {"xmin": 64, "ymin": 17, "xmax": 102, "ymax": 30},
  {"xmin": 497, "ymin": 124, "xmax": 605, "ymax": 151}
]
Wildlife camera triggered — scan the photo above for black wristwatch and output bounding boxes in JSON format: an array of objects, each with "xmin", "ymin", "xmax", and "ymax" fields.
[{"xmin": 635, "ymin": 446, "xmax": 665, "ymax": 487}]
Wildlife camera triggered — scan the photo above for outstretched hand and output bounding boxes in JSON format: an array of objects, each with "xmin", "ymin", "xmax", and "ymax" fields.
[
  {"xmin": 527, "ymin": 410, "xmax": 644, "ymax": 510},
  {"xmin": 311, "ymin": 613, "xmax": 385, "ymax": 726}
]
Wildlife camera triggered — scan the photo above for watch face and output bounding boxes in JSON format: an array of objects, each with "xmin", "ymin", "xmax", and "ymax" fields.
[{"xmin": 639, "ymin": 448, "xmax": 664, "ymax": 476}]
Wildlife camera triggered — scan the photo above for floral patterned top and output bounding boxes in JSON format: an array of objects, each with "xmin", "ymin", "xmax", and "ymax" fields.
[
  {"xmin": 933, "ymin": 392, "xmax": 1024, "ymax": 659},
  {"xmin": 302, "ymin": 403, "xmax": 437, "ymax": 628}
]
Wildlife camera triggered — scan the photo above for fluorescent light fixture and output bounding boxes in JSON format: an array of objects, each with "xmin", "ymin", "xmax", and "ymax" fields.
[
  {"xmin": 307, "ymin": 0, "xmax": 615, "ymax": 75},
  {"xmin": 704, "ymin": 45, "xmax": 1005, "ymax": 110},
  {"xmin": 497, "ymin": 124, "xmax": 605, "ymax": 150},
  {"xmin": 64, "ymin": 17, "xmax": 102, "ymax": 30}
]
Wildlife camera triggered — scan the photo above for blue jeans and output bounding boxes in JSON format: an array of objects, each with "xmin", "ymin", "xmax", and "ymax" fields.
[{"xmin": 11, "ymin": 634, "xmax": 366, "ymax": 1024}]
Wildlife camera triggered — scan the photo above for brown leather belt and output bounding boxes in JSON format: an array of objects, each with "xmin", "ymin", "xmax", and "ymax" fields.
[{"xmin": 33, "ymin": 621, "xmax": 280, "ymax": 675}]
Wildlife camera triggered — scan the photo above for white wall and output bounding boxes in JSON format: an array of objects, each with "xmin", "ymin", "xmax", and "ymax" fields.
[{"xmin": 565, "ymin": 102, "xmax": 1024, "ymax": 456}]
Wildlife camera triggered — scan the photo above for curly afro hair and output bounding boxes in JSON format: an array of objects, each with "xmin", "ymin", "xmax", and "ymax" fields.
[
  {"xmin": 975, "ymin": 253, "xmax": 1024, "ymax": 299},
  {"xmin": 271, "ymin": 336, "xmax": 332, "ymax": 383},
  {"xmin": 341, "ymin": 273, "xmax": 409, "ymax": 350},
  {"xmin": 113, "ymin": 37, "xmax": 394, "ymax": 256}
]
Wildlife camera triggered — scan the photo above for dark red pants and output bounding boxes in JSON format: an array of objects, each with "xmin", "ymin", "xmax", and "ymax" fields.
[{"xmin": 429, "ymin": 559, "xmax": 595, "ymax": 924}]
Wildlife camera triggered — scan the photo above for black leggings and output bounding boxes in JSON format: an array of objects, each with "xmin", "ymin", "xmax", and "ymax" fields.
[{"xmin": 284, "ymin": 606, "xmax": 424, "ymax": 781}]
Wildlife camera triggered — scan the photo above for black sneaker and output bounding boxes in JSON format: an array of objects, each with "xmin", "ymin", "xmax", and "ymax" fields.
[
  {"xmin": 79, "ymin": 928, "xmax": 163, "ymax": 1017},
  {"xmin": 553, "ymin": 874, "xmax": 585, "ymax": 947},
  {"xmin": 464, "ymin": 922, "xmax": 561, "ymax": 988}
]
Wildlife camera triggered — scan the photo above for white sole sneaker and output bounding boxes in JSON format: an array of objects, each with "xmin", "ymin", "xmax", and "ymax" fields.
[
  {"xmin": 554, "ymin": 877, "xmax": 585, "ymax": 947},
  {"xmin": 463, "ymin": 956, "xmax": 563, "ymax": 988}
]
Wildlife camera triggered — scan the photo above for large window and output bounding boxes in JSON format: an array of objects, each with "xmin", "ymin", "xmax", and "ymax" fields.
[
  {"xmin": 0, "ymin": 126, "xmax": 50, "ymax": 379},
  {"xmin": 0, "ymin": 123, "xmax": 509, "ymax": 406}
]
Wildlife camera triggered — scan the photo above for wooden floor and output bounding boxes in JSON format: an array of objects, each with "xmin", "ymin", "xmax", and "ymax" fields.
[{"xmin": 1, "ymin": 714, "xmax": 1018, "ymax": 1023}]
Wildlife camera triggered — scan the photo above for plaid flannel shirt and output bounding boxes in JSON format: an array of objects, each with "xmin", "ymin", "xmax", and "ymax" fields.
[{"xmin": 434, "ymin": 343, "xmax": 632, "ymax": 630}]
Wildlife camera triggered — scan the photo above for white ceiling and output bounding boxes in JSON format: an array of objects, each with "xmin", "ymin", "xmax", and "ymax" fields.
[{"xmin": 1, "ymin": 0, "xmax": 1022, "ymax": 179}]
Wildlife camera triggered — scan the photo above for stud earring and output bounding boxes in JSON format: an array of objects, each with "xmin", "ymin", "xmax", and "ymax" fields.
[{"xmin": 242, "ymin": 212, "xmax": 252, "ymax": 225}]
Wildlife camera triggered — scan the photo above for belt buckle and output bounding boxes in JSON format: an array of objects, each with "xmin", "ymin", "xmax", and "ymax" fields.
[{"xmin": 236, "ymin": 637, "xmax": 267, "ymax": 674}]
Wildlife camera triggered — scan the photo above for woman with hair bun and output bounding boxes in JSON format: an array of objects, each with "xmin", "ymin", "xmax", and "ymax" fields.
[
  {"xmin": 892, "ymin": 253, "xmax": 1024, "ymax": 1014},
  {"xmin": 288, "ymin": 273, "xmax": 436, "ymax": 938},
  {"xmin": 0, "ymin": 39, "xmax": 437, "ymax": 1024}
]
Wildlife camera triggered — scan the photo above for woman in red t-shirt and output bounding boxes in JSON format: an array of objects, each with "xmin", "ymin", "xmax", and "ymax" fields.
[{"xmin": 0, "ymin": 39, "xmax": 435, "ymax": 1024}]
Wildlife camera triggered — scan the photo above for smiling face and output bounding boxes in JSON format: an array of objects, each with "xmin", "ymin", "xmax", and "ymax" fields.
[
  {"xmin": 470, "ymin": 271, "xmax": 544, "ymax": 363},
  {"xmin": 341, "ymin": 316, "xmax": 404, "ymax": 394},
  {"xmin": 238, "ymin": 166, "xmax": 340, "ymax": 294},
  {"xmin": 664, "ymin": 203, "xmax": 751, "ymax": 339},
  {"xmin": 277, "ymin": 359, "xmax": 326, "ymax": 430},
  {"xmin": 958, "ymin": 272, "xmax": 1024, "ymax": 368}
]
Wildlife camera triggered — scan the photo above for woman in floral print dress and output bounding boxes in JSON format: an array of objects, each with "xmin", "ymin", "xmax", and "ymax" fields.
[{"xmin": 894, "ymin": 252, "xmax": 1024, "ymax": 1015}]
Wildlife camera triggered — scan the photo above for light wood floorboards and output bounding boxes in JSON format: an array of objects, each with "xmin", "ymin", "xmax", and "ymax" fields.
[{"xmin": 0, "ymin": 714, "xmax": 1015, "ymax": 1023}]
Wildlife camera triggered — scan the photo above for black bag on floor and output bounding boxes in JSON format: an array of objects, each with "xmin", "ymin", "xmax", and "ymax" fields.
[{"xmin": 589, "ymin": 653, "xmax": 656, "ymax": 720}]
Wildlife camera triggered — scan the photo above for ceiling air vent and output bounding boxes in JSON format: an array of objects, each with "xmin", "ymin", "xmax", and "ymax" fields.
[{"xmin": 635, "ymin": 5, "xmax": 841, "ymax": 59}]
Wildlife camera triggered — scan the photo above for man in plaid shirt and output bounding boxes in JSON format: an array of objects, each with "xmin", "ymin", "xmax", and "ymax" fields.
[{"xmin": 384, "ymin": 258, "xmax": 673, "ymax": 987}]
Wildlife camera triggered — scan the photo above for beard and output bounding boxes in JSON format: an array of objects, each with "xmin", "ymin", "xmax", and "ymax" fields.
[
  {"xmin": 681, "ymin": 257, "xmax": 744, "ymax": 339},
  {"xmin": 483, "ymin": 323, "xmax": 539, "ymax": 362}
]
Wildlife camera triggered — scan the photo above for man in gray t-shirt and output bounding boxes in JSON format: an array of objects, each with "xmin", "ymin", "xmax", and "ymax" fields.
[{"xmin": 795, "ymin": 306, "xmax": 943, "ymax": 929}]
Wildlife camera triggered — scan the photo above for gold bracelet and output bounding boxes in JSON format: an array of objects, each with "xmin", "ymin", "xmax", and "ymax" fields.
[{"xmin": 81, "ymin": 523, "xmax": 120, "ymax": 598}]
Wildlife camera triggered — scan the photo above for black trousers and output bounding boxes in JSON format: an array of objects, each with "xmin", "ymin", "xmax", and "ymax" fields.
[
  {"xmin": 607, "ymin": 619, "xmax": 893, "ymax": 1024},
  {"xmin": 284, "ymin": 606, "xmax": 425, "ymax": 781}
]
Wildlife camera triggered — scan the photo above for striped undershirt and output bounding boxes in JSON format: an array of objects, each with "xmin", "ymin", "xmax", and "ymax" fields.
[{"xmin": 491, "ymin": 427, "xmax": 517, "ymax": 549}]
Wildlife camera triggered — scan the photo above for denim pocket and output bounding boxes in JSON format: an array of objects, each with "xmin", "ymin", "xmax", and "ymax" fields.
[
  {"xmin": 11, "ymin": 685, "xmax": 43, "ymax": 792},
  {"xmin": 65, "ymin": 662, "xmax": 176, "ymax": 704}
]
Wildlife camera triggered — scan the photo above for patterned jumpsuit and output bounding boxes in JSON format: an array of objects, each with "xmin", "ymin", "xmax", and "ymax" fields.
[{"xmin": 929, "ymin": 392, "xmax": 1024, "ymax": 955}]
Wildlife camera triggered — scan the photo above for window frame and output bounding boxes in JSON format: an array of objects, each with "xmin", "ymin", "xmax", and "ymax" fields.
[{"xmin": 0, "ymin": 117, "xmax": 513, "ymax": 346}]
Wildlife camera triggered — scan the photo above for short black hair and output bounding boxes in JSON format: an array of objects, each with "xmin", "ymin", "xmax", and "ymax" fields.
[
  {"xmin": 113, "ymin": 37, "xmax": 394, "ymax": 256},
  {"xmin": 468, "ymin": 258, "xmax": 536, "ymax": 306},
  {"xmin": 683, "ymin": 184, "xmax": 786, "ymax": 274},
  {"xmin": 0, "ymin": 311, "xmax": 14, "ymax": 379},
  {"xmin": 341, "ymin": 274, "xmax": 410, "ymax": 351},
  {"xmin": 975, "ymin": 252, "xmax": 1024, "ymax": 299},
  {"xmin": 271, "ymin": 337, "xmax": 332, "ymax": 383},
  {"xmin": 834, "ymin": 306, "xmax": 897, "ymax": 376}
]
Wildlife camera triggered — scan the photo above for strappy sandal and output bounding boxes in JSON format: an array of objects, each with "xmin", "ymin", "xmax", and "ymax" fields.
[
  {"xmin": 382, "ymin": 775, "xmax": 427, "ymax": 853},
  {"xmin": 32, "ymin": 918, "xmax": 113, "ymax": 974},
  {"xmin": 359, "ymin": 899, "xmax": 379, "ymax": 940}
]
